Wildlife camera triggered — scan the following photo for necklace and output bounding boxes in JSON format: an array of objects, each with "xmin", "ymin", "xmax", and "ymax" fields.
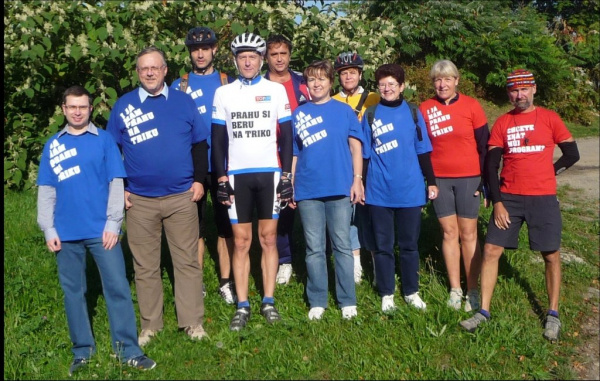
[{"xmin": 512, "ymin": 107, "xmax": 537, "ymax": 146}]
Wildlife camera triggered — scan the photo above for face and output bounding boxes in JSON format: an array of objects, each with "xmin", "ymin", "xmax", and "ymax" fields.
[
  {"xmin": 306, "ymin": 72, "xmax": 332, "ymax": 103},
  {"xmin": 235, "ymin": 51, "xmax": 263, "ymax": 79},
  {"xmin": 190, "ymin": 45, "xmax": 217, "ymax": 73},
  {"xmin": 508, "ymin": 86, "xmax": 536, "ymax": 112},
  {"xmin": 377, "ymin": 76, "xmax": 405, "ymax": 102},
  {"xmin": 136, "ymin": 51, "xmax": 167, "ymax": 95},
  {"xmin": 338, "ymin": 67, "xmax": 361, "ymax": 93},
  {"xmin": 433, "ymin": 76, "xmax": 459, "ymax": 101},
  {"xmin": 266, "ymin": 43, "xmax": 291, "ymax": 75},
  {"xmin": 62, "ymin": 95, "xmax": 92, "ymax": 130}
]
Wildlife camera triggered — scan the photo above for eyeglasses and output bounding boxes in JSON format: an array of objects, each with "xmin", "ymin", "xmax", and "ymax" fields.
[
  {"xmin": 137, "ymin": 65, "xmax": 165, "ymax": 74},
  {"xmin": 63, "ymin": 105, "xmax": 90, "ymax": 112},
  {"xmin": 377, "ymin": 82, "xmax": 400, "ymax": 90}
]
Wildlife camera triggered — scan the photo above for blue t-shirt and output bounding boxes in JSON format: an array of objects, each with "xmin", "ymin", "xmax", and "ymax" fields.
[
  {"xmin": 171, "ymin": 71, "xmax": 231, "ymax": 173},
  {"xmin": 37, "ymin": 126, "xmax": 127, "ymax": 241},
  {"xmin": 107, "ymin": 86, "xmax": 209, "ymax": 197},
  {"xmin": 362, "ymin": 102, "xmax": 432, "ymax": 207},
  {"xmin": 292, "ymin": 99, "xmax": 363, "ymax": 201}
]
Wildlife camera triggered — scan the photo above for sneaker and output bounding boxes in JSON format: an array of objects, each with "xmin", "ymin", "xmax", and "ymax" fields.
[
  {"xmin": 447, "ymin": 288, "xmax": 463, "ymax": 310},
  {"xmin": 138, "ymin": 329, "xmax": 160, "ymax": 347},
  {"xmin": 382, "ymin": 294, "xmax": 396, "ymax": 312},
  {"xmin": 404, "ymin": 292, "xmax": 427, "ymax": 310},
  {"xmin": 341, "ymin": 305, "xmax": 358, "ymax": 320},
  {"xmin": 276, "ymin": 263, "xmax": 293, "ymax": 285},
  {"xmin": 543, "ymin": 315, "xmax": 561, "ymax": 343},
  {"xmin": 218, "ymin": 281, "xmax": 237, "ymax": 305},
  {"xmin": 68, "ymin": 358, "xmax": 87, "ymax": 377},
  {"xmin": 308, "ymin": 307, "xmax": 325, "ymax": 320},
  {"xmin": 460, "ymin": 312, "xmax": 488, "ymax": 333},
  {"xmin": 184, "ymin": 324, "xmax": 207, "ymax": 341},
  {"xmin": 202, "ymin": 283, "xmax": 207, "ymax": 298},
  {"xmin": 126, "ymin": 355, "xmax": 156, "ymax": 370},
  {"xmin": 260, "ymin": 303, "xmax": 282, "ymax": 324},
  {"xmin": 353, "ymin": 256, "xmax": 363, "ymax": 284},
  {"xmin": 229, "ymin": 307, "xmax": 251, "ymax": 331},
  {"xmin": 464, "ymin": 289, "xmax": 480, "ymax": 312}
]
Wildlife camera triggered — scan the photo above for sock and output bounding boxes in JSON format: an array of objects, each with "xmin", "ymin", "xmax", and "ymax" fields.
[
  {"xmin": 547, "ymin": 309, "xmax": 559, "ymax": 318},
  {"xmin": 479, "ymin": 309, "xmax": 491, "ymax": 319},
  {"xmin": 262, "ymin": 296, "xmax": 275, "ymax": 305},
  {"xmin": 237, "ymin": 300, "xmax": 250, "ymax": 309},
  {"xmin": 219, "ymin": 278, "xmax": 230, "ymax": 287}
]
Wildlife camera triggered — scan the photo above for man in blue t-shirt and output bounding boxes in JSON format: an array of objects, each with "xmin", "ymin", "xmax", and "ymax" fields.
[
  {"xmin": 37, "ymin": 86, "xmax": 156, "ymax": 376},
  {"xmin": 107, "ymin": 46, "xmax": 209, "ymax": 347},
  {"xmin": 171, "ymin": 26, "xmax": 237, "ymax": 305}
]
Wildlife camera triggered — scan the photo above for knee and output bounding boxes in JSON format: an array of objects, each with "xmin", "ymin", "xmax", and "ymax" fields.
[
  {"xmin": 442, "ymin": 226, "xmax": 459, "ymax": 241},
  {"xmin": 234, "ymin": 235, "xmax": 251, "ymax": 252},
  {"xmin": 541, "ymin": 250, "xmax": 560, "ymax": 265},
  {"xmin": 259, "ymin": 231, "xmax": 277, "ymax": 249},
  {"xmin": 482, "ymin": 244, "xmax": 503, "ymax": 261}
]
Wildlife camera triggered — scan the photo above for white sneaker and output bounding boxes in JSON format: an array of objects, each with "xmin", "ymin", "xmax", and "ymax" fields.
[
  {"xmin": 218, "ymin": 281, "xmax": 237, "ymax": 305},
  {"xmin": 447, "ymin": 288, "xmax": 463, "ymax": 310},
  {"xmin": 138, "ymin": 329, "xmax": 160, "ymax": 347},
  {"xmin": 308, "ymin": 307, "xmax": 325, "ymax": 320},
  {"xmin": 404, "ymin": 292, "xmax": 427, "ymax": 310},
  {"xmin": 184, "ymin": 324, "xmax": 208, "ymax": 341},
  {"xmin": 464, "ymin": 289, "xmax": 480, "ymax": 312},
  {"xmin": 276, "ymin": 263, "xmax": 293, "ymax": 285},
  {"xmin": 381, "ymin": 294, "xmax": 396, "ymax": 312},
  {"xmin": 353, "ymin": 256, "xmax": 363, "ymax": 283},
  {"xmin": 341, "ymin": 305, "xmax": 358, "ymax": 320}
]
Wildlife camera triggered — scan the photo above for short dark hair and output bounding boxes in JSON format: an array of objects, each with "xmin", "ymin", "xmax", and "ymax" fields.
[
  {"xmin": 303, "ymin": 59, "xmax": 335, "ymax": 83},
  {"xmin": 266, "ymin": 34, "xmax": 292, "ymax": 53},
  {"xmin": 375, "ymin": 63, "xmax": 405, "ymax": 84},
  {"xmin": 62, "ymin": 85, "xmax": 91, "ymax": 105},
  {"xmin": 136, "ymin": 46, "xmax": 167, "ymax": 67}
]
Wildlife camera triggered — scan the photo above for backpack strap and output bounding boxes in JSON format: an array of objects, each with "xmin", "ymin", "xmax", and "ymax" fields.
[
  {"xmin": 353, "ymin": 91, "xmax": 369, "ymax": 116},
  {"xmin": 179, "ymin": 73, "xmax": 189, "ymax": 93},
  {"xmin": 408, "ymin": 102, "xmax": 423, "ymax": 141},
  {"xmin": 220, "ymin": 72, "xmax": 228, "ymax": 86},
  {"xmin": 365, "ymin": 104, "xmax": 378, "ymax": 131}
]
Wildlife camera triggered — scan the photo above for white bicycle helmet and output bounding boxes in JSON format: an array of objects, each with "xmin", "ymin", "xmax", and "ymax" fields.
[{"xmin": 231, "ymin": 33, "xmax": 266, "ymax": 56}]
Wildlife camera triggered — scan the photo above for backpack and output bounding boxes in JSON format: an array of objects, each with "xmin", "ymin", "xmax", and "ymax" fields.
[
  {"xmin": 353, "ymin": 91, "xmax": 369, "ymax": 117},
  {"xmin": 365, "ymin": 102, "xmax": 422, "ymax": 141},
  {"xmin": 178, "ymin": 71, "xmax": 229, "ymax": 93}
]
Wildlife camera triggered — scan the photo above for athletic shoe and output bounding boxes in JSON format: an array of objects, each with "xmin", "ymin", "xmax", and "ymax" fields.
[
  {"xmin": 381, "ymin": 294, "xmax": 396, "ymax": 312},
  {"xmin": 218, "ymin": 281, "xmax": 237, "ymax": 305},
  {"xmin": 543, "ymin": 315, "xmax": 561, "ymax": 343},
  {"xmin": 126, "ymin": 355, "xmax": 157, "ymax": 370},
  {"xmin": 464, "ymin": 289, "xmax": 480, "ymax": 312},
  {"xmin": 260, "ymin": 303, "xmax": 282, "ymax": 324},
  {"xmin": 184, "ymin": 324, "xmax": 207, "ymax": 341},
  {"xmin": 447, "ymin": 288, "xmax": 463, "ymax": 310},
  {"xmin": 276, "ymin": 263, "xmax": 293, "ymax": 285},
  {"xmin": 138, "ymin": 329, "xmax": 160, "ymax": 347},
  {"xmin": 459, "ymin": 312, "xmax": 488, "ymax": 333},
  {"xmin": 308, "ymin": 307, "xmax": 325, "ymax": 320},
  {"xmin": 404, "ymin": 292, "xmax": 427, "ymax": 310},
  {"xmin": 229, "ymin": 307, "xmax": 251, "ymax": 331},
  {"xmin": 353, "ymin": 256, "xmax": 363, "ymax": 284},
  {"xmin": 341, "ymin": 305, "xmax": 358, "ymax": 320},
  {"xmin": 68, "ymin": 358, "xmax": 87, "ymax": 377}
]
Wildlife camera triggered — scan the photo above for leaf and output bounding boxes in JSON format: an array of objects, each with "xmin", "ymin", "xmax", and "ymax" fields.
[
  {"xmin": 119, "ymin": 78, "xmax": 130, "ymax": 89},
  {"xmin": 24, "ymin": 89, "xmax": 34, "ymax": 99},
  {"xmin": 105, "ymin": 87, "xmax": 118, "ymax": 101}
]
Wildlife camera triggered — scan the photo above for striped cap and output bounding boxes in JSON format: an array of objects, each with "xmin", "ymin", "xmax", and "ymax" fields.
[{"xmin": 506, "ymin": 69, "xmax": 536, "ymax": 88}]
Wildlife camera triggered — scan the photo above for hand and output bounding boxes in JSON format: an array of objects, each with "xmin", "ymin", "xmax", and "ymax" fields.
[
  {"xmin": 427, "ymin": 185, "xmax": 439, "ymax": 200},
  {"xmin": 190, "ymin": 182, "xmax": 204, "ymax": 202},
  {"xmin": 102, "ymin": 231, "xmax": 119, "ymax": 250},
  {"xmin": 125, "ymin": 190, "xmax": 133, "ymax": 210},
  {"xmin": 46, "ymin": 237, "xmax": 61, "ymax": 252},
  {"xmin": 276, "ymin": 177, "xmax": 294, "ymax": 201},
  {"xmin": 493, "ymin": 201, "xmax": 511, "ymax": 230},
  {"xmin": 217, "ymin": 181, "xmax": 234, "ymax": 205},
  {"xmin": 350, "ymin": 178, "xmax": 365, "ymax": 205}
]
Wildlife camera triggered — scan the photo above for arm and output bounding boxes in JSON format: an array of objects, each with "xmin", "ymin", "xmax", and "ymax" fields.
[
  {"xmin": 278, "ymin": 120, "xmax": 293, "ymax": 173},
  {"xmin": 37, "ymin": 185, "xmax": 61, "ymax": 252},
  {"xmin": 417, "ymin": 152, "xmax": 438, "ymax": 200},
  {"xmin": 190, "ymin": 140, "xmax": 208, "ymax": 201},
  {"xmin": 474, "ymin": 123, "xmax": 490, "ymax": 194},
  {"xmin": 485, "ymin": 146, "xmax": 510, "ymax": 229},
  {"xmin": 211, "ymin": 122, "xmax": 228, "ymax": 179},
  {"xmin": 349, "ymin": 137, "xmax": 365, "ymax": 205},
  {"xmin": 103, "ymin": 178, "xmax": 124, "ymax": 250},
  {"xmin": 553, "ymin": 137, "xmax": 579, "ymax": 175}
]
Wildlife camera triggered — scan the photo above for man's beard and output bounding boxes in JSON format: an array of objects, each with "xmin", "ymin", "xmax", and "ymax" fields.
[{"xmin": 513, "ymin": 99, "xmax": 531, "ymax": 111}]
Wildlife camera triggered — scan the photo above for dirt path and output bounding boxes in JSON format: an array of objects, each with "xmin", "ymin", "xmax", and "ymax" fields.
[{"xmin": 554, "ymin": 136, "xmax": 599, "ymax": 380}]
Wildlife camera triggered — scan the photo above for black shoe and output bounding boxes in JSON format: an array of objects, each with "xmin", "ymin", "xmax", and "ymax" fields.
[
  {"xmin": 229, "ymin": 307, "xmax": 251, "ymax": 331},
  {"xmin": 260, "ymin": 303, "xmax": 282, "ymax": 324}
]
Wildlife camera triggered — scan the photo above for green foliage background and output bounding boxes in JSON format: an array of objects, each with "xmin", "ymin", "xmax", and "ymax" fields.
[{"xmin": 4, "ymin": 0, "xmax": 599, "ymax": 191}]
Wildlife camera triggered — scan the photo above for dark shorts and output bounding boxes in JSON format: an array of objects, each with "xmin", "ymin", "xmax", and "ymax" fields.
[
  {"xmin": 432, "ymin": 176, "xmax": 481, "ymax": 219},
  {"xmin": 197, "ymin": 174, "xmax": 233, "ymax": 239},
  {"xmin": 228, "ymin": 172, "xmax": 280, "ymax": 224},
  {"xmin": 485, "ymin": 193, "xmax": 562, "ymax": 251}
]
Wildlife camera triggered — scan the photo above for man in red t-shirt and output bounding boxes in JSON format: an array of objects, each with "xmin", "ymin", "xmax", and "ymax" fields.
[{"xmin": 460, "ymin": 69, "xmax": 580, "ymax": 342}]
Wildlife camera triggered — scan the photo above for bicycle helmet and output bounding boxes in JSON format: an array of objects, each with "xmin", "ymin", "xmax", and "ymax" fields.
[
  {"xmin": 334, "ymin": 52, "xmax": 364, "ymax": 72},
  {"xmin": 231, "ymin": 33, "xmax": 266, "ymax": 56},
  {"xmin": 185, "ymin": 27, "xmax": 217, "ymax": 47}
]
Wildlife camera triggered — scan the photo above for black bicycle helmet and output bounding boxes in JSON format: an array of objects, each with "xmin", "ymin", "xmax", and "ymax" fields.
[
  {"xmin": 185, "ymin": 27, "xmax": 217, "ymax": 47},
  {"xmin": 231, "ymin": 33, "xmax": 267, "ymax": 56},
  {"xmin": 334, "ymin": 52, "xmax": 364, "ymax": 71}
]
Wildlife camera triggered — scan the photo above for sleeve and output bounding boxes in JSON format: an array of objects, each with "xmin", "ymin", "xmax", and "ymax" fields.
[
  {"xmin": 277, "ymin": 85, "xmax": 292, "ymax": 124},
  {"xmin": 104, "ymin": 178, "xmax": 124, "ymax": 234},
  {"xmin": 212, "ymin": 88, "xmax": 227, "ymax": 125},
  {"xmin": 474, "ymin": 123, "xmax": 490, "ymax": 174},
  {"xmin": 187, "ymin": 95, "xmax": 209, "ymax": 143},
  {"xmin": 106, "ymin": 99, "xmax": 124, "ymax": 148},
  {"xmin": 292, "ymin": 110, "xmax": 301, "ymax": 157},
  {"xmin": 414, "ymin": 108, "xmax": 433, "ymax": 154},
  {"xmin": 211, "ymin": 122, "xmax": 228, "ymax": 178},
  {"xmin": 37, "ymin": 185, "xmax": 58, "ymax": 241},
  {"xmin": 361, "ymin": 113, "xmax": 372, "ymax": 160},
  {"xmin": 488, "ymin": 116, "xmax": 507, "ymax": 149},
  {"xmin": 192, "ymin": 140, "xmax": 209, "ymax": 182},
  {"xmin": 104, "ymin": 134, "xmax": 127, "ymax": 182},
  {"xmin": 549, "ymin": 109, "xmax": 572, "ymax": 143},
  {"xmin": 278, "ymin": 120, "xmax": 293, "ymax": 173}
]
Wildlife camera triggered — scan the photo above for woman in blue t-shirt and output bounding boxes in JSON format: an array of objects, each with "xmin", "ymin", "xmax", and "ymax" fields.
[
  {"xmin": 362, "ymin": 64, "xmax": 438, "ymax": 313},
  {"xmin": 290, "ymin": 59, "xmax": 364, "ymax": 321}
]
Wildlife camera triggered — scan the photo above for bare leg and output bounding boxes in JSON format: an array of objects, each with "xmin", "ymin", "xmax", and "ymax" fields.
[
  {"xmin": 231, "ymin": 223, "xmax": 252, "ymax": 303},
  {"xmin": 258, "ymin": 219, "xmax": 279, "ymax": 298},
  {"xmin": 218, "ymin": 236, "xmax": 234, "ymax": 279},
  {"xmin": 458, "ymin": 217, "xmax": 481, "ymax": 291},
  {"xmin": 480, "ymin": 243, "xmax": 504, "ymax": 312},
  {"xmin": 542, "ymin": 250, "xmax": 561, "ymax": 311},
  {"xmin": 439, "ymin": 215, "xmax": 461, "ymax": 289}
]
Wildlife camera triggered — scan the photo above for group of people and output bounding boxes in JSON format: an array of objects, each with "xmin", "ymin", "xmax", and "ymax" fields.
[{"xmin": 36, "ymin": 26, "xmax": 580, "ymax": 376}]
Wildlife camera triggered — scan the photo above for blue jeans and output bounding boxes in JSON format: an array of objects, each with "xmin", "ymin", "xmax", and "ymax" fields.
[
  {"xmin": 369, "ymin": 205, "xmax": 422, "ymax": 297},
  {"xmin": 56, "ymin": 238, "xmax": 143, "ymax": 361},
  {"xmin": 298, "ymin": 196, "xmax": 356, "ymax": 309}
]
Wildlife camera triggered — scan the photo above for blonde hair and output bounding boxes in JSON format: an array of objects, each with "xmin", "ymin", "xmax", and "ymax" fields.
[{"xmin": 430, "ymin": 59, "xmax": 459, "ymax": 80}]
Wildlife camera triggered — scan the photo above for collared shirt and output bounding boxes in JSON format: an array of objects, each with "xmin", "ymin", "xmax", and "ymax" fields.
[{"xmin": 138, "ymin": 83, "xmax": 169, "ymax": 103}]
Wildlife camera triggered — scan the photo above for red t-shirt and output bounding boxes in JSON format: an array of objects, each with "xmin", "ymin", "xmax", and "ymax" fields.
[
  {"xmin": 419, "ymin": 94, "xmax": 487, "ymax": 177},
  {"xmin": 488, "ymin": 107, "xmax": 572, "ymax": 195},
  {"xmin": 282, "ymin": 78, "xmax": 299, "ymax": 111}
]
